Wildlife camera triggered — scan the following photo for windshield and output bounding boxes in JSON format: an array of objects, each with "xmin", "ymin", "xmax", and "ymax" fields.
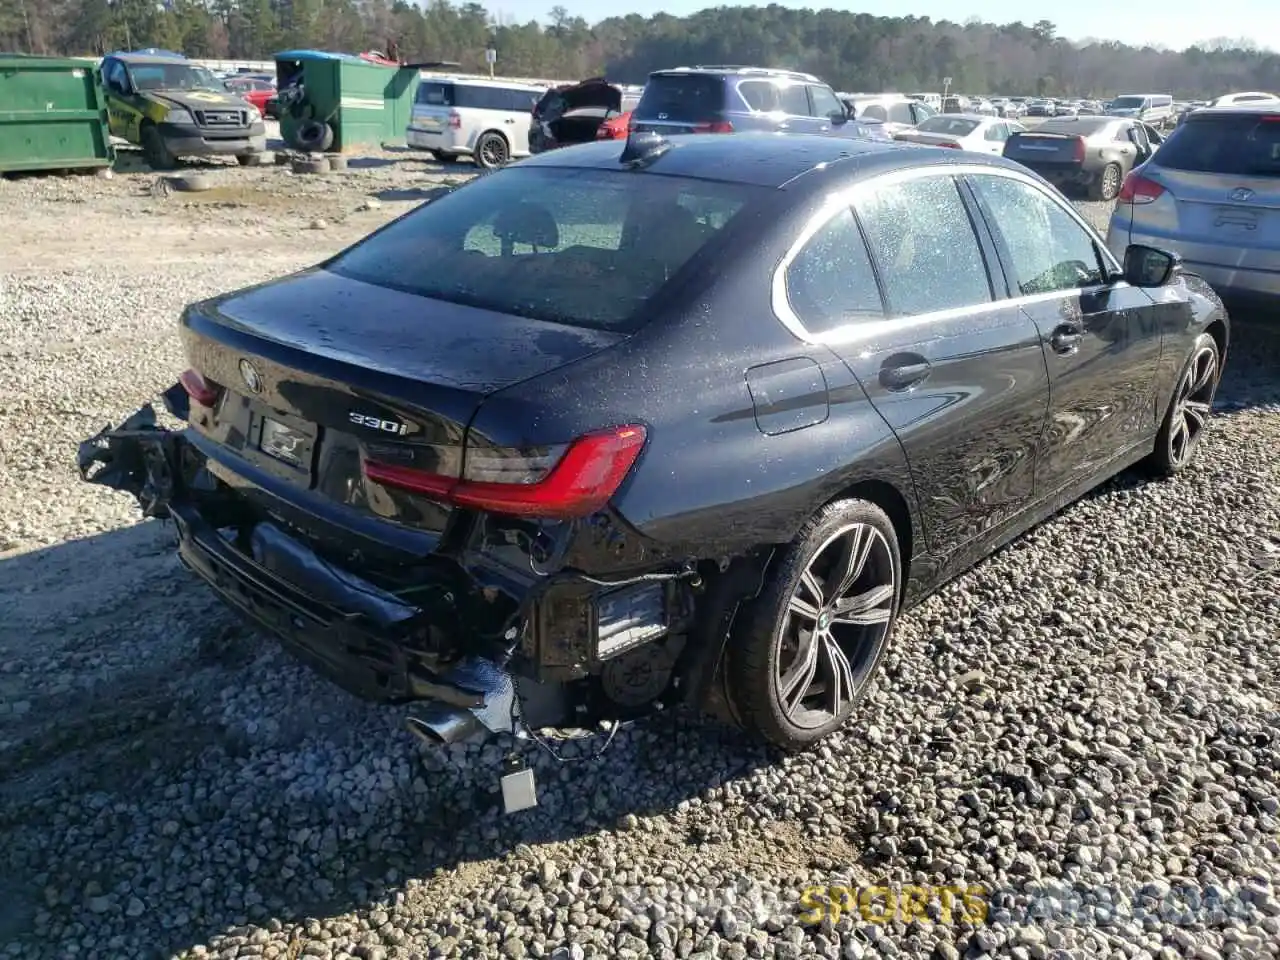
[
  {"xmin": 129, "ymin": 62, "xmax": 223, "ymax": 92},
  {"xmin": 918, "ymin": 116, "xmax": 979, "ymax": 136},
  {"xmin": 1156, "ymin": 114, "xmax": 1280, "ymax": 177},
  {"xmin": 1110, "ymin": 97, "xmax": 1146, "ymax": 109},
  {"xmin": 327, "ymin": 167, "xmax": 761, "ymax": 332}
]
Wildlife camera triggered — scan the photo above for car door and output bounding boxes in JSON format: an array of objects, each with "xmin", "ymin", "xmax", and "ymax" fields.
[
  {"xmin": 812, "ymin": 171, "xmax": 1050, "ymax": 557},
  {"xmin": 806, "ymin": 83, "xmax": 852, "ymax": 136},
  {"xmin": 776, "ymin": 81, "xmax": 819, "ymax": 134},
  {"xmin": 964, "ymin": 171, "xmax": 1166, "ymax": 495},
  {"xmin": 981, "ymin": 122, "xmax": 1010, "ymax": 155},
  {"xmin": 101, "ymin": 58, "xmax": 132, "ymax": 140}
]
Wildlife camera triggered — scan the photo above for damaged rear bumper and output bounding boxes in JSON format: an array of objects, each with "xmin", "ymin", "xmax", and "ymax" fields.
[{"xmin": 77, "ymin": 399, "xmax": 520, "ymax": 741}]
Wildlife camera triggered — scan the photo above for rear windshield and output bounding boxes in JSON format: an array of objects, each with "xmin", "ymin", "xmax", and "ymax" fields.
[
  {"xmin": 1111, "ymin": 96, "xmax": 1147, "ymax": 109},
  {"xmin": 918, "ymin": 116, "xmax": 979, "ymax": 136},
  {"xmin": 634, "ymin": 74, "xmax": 726, "ymax": 122},
  {"xmin": 327, "ymin": 167, "xmax": 760, "ymax": 332},
  {"xmin": 1156, "ymin": 114, "xmax": 1280, "ymax": 176},
  {"xmin": 1032, "ymin": 118, "xmax": 1112, "ymax": 136}
]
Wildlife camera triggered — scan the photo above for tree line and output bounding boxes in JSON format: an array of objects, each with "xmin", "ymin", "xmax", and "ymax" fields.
[{"xmin": 2, "ymin": 0, "xmax": 1278, "ymax": 98}]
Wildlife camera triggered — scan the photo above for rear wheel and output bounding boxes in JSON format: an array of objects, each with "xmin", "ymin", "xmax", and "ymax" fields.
[
  {"xmin": 473, "ymin": 131, "xmax": 509, "ymax": 170},
  {"xmin": 1147, "ymin": 332, "xmax": 1220, "ymax": 476},
  {"xmin": 728, "ymin": 499, "xmax": 900, "ymax": 751},
  {"xmin": 141, "ymin": 124, "xmax": 177, "ymax": 171},
  {"xmin": 1093, "ymin": 162, "xmax": 1122, "ymax": 201}
]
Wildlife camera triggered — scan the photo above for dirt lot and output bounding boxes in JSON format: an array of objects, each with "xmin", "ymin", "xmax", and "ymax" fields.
[{"xmin": 1, "ymin": 137, "xmax": 1278, "ymax": 960}]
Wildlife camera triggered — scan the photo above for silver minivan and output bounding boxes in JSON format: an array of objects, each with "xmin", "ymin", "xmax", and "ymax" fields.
[
  {"xmin": 1106, "ymin": 103, "xmax": 1280, "ymax": 311},
  {"xmin": 1107, "ymin": 94, "xmax": 1174, "ymax": 128}
]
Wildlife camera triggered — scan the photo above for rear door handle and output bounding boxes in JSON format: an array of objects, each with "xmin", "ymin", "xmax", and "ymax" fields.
[
  {"xmin": 879, "ymin": 358, "xmax": 932, "ymax": 390},
  {"xmin": 1050, "ymin": 324, "xmax": 1084, "ymax": 354}
]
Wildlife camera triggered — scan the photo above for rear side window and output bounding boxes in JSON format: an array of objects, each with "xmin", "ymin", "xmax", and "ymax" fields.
[
  {"xmin": 327, "ymin": 168, "xmax": 759, "ymax": 333},
  {"xmin": 785, "ymin": 208, "xmax": 884, "ymax": 333},
  {"xmin": 738, "ymin": 80, "xmax": 780, "ymax": 112},
  {"xmin": 452, "ymin": 85, "xmax": 538, "ymax": 112},
  {"xmin": 635, "ymin": 74, "xmax": 725, "ymax": 122},
  {"xmin": 859, "ymin": 103, "xmax": 888, "ymax": 121},
  {"xmin": 853, "ymin": 175, "xmax": 992, "ymax": 316},
  {"xmin": 1156, "ymin": 114, "xmax": 1280, "ymax": 176},
  {"xmin": 417, "ymin": 82, "xmax": 453, "ymax": 106}
]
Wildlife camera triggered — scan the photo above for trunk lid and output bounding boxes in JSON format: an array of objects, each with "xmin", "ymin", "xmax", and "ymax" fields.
[
  {"xmin": 533, "ymin": 79, "xmax": 622, "ymax": 120},
  {"xmin": 1003, "ymin": 131, "xmax": 1085, "ymax": 168},
  {"xmin": 180, "ymin": 269, "xmax": 622, "ymax": 533}
]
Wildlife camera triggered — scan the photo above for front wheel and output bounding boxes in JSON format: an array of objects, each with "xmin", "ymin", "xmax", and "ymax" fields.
[
  {"xmin": 141, "ymin": 124, "xmax": 177, "ymax": 171},
  {"xmin": 728, "ymin": 499, "xmax": 901, "ymax": 751},
  {"xmin": 473, "ymin": 131, "xmax": 509, "ymax": 170},
  {"xmin": 1147, "ymin": 332, "xmax": 1220, "ymax": 477}
]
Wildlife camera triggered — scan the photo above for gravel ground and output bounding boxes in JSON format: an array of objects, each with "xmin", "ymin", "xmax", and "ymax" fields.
[{"xmin": 1, "ymin": 144, "xmax": 1278, "ymax": 960}]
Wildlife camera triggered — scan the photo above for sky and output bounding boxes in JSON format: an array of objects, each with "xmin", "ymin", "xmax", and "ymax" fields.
[{"xmin": 485, "ymin": 0, "xmax": 1279, "ymax": 54}]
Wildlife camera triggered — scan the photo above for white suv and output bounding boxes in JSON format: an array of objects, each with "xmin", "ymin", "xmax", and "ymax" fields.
[{"xmin": 407, "ymin": 76, "xmax": 546, "ymax": 169}]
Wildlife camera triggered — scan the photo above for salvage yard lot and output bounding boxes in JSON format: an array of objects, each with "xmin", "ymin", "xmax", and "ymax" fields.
[{"xmin": 1, "ymin": 147, "xmax": 1279, "ymax": 960}]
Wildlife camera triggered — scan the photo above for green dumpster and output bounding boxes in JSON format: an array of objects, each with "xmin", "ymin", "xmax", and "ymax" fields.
[
  {"xmin": 274, "ymin": 50, "xmax": 419, "ymax": 153},
  {"xmin": 0, "ymin": 54, "xmax": 114, "ymax": 174}
]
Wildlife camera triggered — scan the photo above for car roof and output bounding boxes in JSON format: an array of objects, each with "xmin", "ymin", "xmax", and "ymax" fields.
[
  {"xmin": 925, "ymin": 113, "xmax": 993, "ymax": 122},
  {"xmin": 514, "ymin": 132, "xmax": 1018, "ymax": 189},
  {"xmin": 112, "ymin": 53, "xmax": 194, "ymax": 64},
  {"xmin": 650, "ymin": 65, "xmax": 820, "ymax": 84},
  {"xmin": 1190, "ymin": 103, "xmax": 1280, "ymax": 117}
]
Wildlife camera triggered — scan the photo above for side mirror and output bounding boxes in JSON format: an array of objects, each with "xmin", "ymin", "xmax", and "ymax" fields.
[
  {"xmin": 1123, "ymin": 244, "xmax": 1180, "ymax": 287},
  {"xmin": 828, "ymin": 108, "xmax": 848, "ymax": 125}
]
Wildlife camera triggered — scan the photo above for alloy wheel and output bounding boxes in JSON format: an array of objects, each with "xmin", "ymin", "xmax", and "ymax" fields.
[
  {"xmin": 1101, "ymin": 164, "xmax": 1120, "ymax": 198},
  {"xmin": 1168, "ymin": 343, "xmax": 1217, "ymax": 467},
  {"xmin": 479, "ymin": 135, "xmax": 508, "ymax": 169},
  {"xmin": 774, "ymin": 523, "xmax": 895, "ymax": 730}
]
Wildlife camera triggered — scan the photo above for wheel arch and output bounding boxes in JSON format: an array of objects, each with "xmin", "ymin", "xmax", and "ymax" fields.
[
  {"xmin": 1204, "ymin": 316, "xmax": 1228, "ymax": 359},
  {"xmin": 823, "ymin": 477, "xmax": 917, "ymax": 600}
]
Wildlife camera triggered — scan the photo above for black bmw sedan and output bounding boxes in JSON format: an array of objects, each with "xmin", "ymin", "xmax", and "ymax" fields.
[{"xmin": 81, "ymin": 132, "xmax": 1228, "ymax": 753}]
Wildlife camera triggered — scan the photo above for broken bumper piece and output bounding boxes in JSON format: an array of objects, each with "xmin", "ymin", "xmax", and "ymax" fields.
[{"xmin": 76, "ymin": 402, "xmax": 518, "ymax": 743}]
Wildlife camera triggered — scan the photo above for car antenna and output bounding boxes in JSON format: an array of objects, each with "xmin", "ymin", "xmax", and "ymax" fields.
[{"xmin": 619, "ymin": 129, "xmax": 671, "ymax": 168}]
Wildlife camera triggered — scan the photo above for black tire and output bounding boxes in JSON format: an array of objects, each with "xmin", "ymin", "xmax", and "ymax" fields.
[
  {"xmin": 473, "ymin": 131, "xmax": 509, "ymax": 170},
  {"xmin": 291, "ymin": 119, "xmax": 334, "ymax": 153},
  {"xmin": 429, "ymin": 150, "xmax": 458, "ymax": 164},
  {"xmin": 1092, "ymin": 162, "xmax": 1122, "ymax": 202},
  {"xmin": 1146, "ymin": 332, "xmax": 1220, "ymax": 477},
  {"xmin": 141, "ymin": 124, "xmax": 177, "ymax": 171},
  {"xmin": 728, "ymin": 498, "xmax": 901, "ymax": 751}
]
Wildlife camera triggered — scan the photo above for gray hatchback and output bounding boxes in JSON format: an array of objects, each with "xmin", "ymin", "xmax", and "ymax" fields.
[
  {"xmin": 1106, "ymin": 104, "xmax": 1280, "ymax": 311},
  {"xmin": 629, "ymin": 66, "xmax": 885, "ymax": 140}
]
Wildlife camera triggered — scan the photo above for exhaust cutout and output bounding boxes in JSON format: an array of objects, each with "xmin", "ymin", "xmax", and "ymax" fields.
[{"xmin": 404, "ymin": 709, "xmax": 480, "ymax": 746}]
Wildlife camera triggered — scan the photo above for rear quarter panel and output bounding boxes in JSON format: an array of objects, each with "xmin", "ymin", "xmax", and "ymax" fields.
[{"xmin": 468, "ymin": 194, "xmax": 921, "ymax": 559}]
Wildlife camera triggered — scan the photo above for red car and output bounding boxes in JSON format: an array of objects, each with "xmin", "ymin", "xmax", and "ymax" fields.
[
  {"xmin": 528, "ymin": 78, "xmax": 641, "ymax": 153},
  {"xmin": 223, "ymin": 76, "xmax": 275, "ymax": 114}
]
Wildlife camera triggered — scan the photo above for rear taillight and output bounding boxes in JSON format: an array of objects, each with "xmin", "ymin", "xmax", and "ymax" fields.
[
  {"xmin": 363, "ymin": 425, "xmax": 647, "ymax": 520},
  {"xmin": 1072, "ymin": 136, "xmax": 1086, "ymax": 162},
  {"xmin": 447, "ymin": 111, "xmax": 461, "ymax": 129},
  {"xmin": 179, "ymin": 368, "xmax": 222, "ymax": 408},
  {"xmin": 692, "ymin": 121, "xmax": 734, "ymax": 133},
  {"xmin": 1116, "ymin": 172, "xmax": 1165, "ymax": 205}
]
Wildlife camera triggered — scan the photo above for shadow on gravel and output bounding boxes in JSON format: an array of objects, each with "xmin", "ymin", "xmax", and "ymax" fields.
[
  {"xmin": 0, "ymin": 523, "xmax": 789, "ymax": 956},
  {"xmin": 1214, "ymin": 318, "xmax": 1280, "ymax": 412}
]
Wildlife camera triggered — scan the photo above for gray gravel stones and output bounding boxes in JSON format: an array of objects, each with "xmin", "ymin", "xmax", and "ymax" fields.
[{"xmin": 2, "ymin": 170, "xmax": 1279, "ymax": 960}]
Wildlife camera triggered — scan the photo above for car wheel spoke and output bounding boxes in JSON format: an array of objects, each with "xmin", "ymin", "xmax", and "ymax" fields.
[
  {"xmin": 1184, "ymin": 399, "xmax": 1210, "ymax": 432},
  {"xmin": 798, "ymin": 568, "xmax": 825, "ymax": 607},
  {"xmin": 1191, "ymin": 351, "xmax": 1216, "ymax": 393},
  {"xmin": 788, "ymin": 593, "xmax": 820, "ymax": 620},
  {"xmin": 820, "ymin": 632, "xmax": 857, "ymax": 715},
  {"xmin": 829, "ymin": 524, "xmax": 875, "ymax": 599},
  {"xmin": 832, "ymin": 583, "xmax": 895, "ymax": 626},
  {"xmin": 778, "ymin": 629, "xmax": 820, "ymax": 717}
]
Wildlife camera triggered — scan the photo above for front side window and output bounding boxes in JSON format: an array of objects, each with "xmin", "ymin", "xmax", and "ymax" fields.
[
  {"xmin": 328, "ymin": 168, "xmax": 759, "ymax": 333},
  {"xmin": 785, "ymin": 208, "xmax": 884, "ymax": 334},
  {"xmin": 968, "ymin": 174, "xmax": 1105, "ymax": 295},
  {"xmin": 853, "ymin": 175, "xmax": 992, "ymax": 316},
  {"xmin": 984, "ymin": 123, "xmax": 1010, "ymax": 142},
  {"xmin": 807, "ymin": 84, "xmax": 844, "ymax": 119}
]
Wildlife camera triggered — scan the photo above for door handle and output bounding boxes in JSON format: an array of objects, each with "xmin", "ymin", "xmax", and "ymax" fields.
[
  {"xmin": 504, "ymin": 118, "xmax": 515, "ymax": 124},
  {"xmin": 1050, "ymin": 324, "xmax": 1084, "ymax": 354},
  {"xmin": 879, "ymin": 359, "xmax": 932, "ymax": 390}
]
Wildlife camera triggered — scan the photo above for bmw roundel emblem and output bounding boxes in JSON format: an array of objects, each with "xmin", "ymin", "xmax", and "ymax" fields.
[
  {"xmin": 238, "ymin": 359, "xmax": 263, "ymax": 393},
  {"xmin": 1229, "ymin": 187, "xmax": 1255, "ymax": 202}
]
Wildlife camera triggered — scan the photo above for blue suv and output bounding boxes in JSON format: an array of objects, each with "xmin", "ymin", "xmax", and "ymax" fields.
[{"xmin": 630, "ymin": 66, "xmax": 890, "ymax": 141}]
